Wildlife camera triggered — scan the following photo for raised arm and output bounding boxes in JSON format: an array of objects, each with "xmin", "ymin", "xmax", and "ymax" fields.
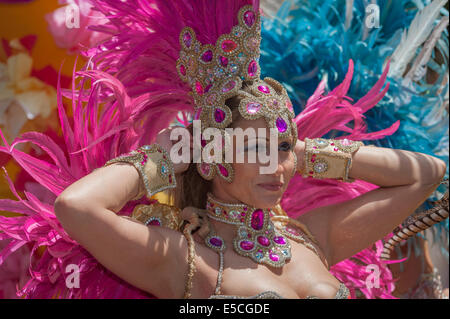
[
  {"xmin": 295, "ymin": 140, "xmax": 447, "ymax": 266},
  {"xmin": 54, "ymin": 129, "xmax": 191, "ymax": 297}
]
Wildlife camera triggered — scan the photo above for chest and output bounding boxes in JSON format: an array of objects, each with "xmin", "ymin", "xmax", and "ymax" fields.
[{"xmin": 192, "ymin": 238, "xmax": 341, "ymax": 299}]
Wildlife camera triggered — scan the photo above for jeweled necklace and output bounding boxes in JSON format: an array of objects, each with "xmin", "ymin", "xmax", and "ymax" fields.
[{"xmin": 204, "ymin": 192, "xmax": 292, "ymax": 269}]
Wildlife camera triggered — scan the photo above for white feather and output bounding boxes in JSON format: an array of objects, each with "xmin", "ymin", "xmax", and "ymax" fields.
[{"xmin": 388, "ymin": 0, "xmax": 448, "ymax": 78}]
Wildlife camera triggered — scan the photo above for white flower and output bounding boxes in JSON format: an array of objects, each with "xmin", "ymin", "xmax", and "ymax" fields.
[{"xmin": 0, "ymin": 46, "xmax": 57, "ymax": 142}]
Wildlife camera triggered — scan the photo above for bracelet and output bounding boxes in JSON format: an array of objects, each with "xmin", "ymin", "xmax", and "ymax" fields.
[
  {"xmin": 302, "ymin": 137, "xmax": 363, "ymax": 183},
  {"xmin": 104, "ymin": 144, "xmax": 177, "ymax": 199}
]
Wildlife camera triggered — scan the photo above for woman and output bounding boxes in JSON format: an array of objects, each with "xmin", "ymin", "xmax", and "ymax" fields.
[{"xmin": 0, "ymin": 0, "xmax": 447, "ymax": 299}]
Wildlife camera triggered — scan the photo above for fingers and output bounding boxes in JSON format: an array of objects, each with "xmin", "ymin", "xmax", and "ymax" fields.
[{"xmin": 181, "ymin": 207, "xmax": 210, "ymax": 238}]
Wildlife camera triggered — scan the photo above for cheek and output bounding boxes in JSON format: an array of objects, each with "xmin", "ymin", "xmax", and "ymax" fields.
[
  {"xmin": 232, "ymin": 162, "xmax": 260, "ymax": 186},
  {"xmin": 281, "ymin": 152, "xmax": 296, "ymax": 180}
]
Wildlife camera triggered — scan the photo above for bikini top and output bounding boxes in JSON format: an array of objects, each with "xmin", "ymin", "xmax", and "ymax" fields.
[{"xmin": 131, "ymin": 202, "xmax": 351, "ymax": 299}]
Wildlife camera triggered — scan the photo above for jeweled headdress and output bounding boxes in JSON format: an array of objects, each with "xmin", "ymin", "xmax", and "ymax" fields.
[{"xmin": 176, "ymin": 5, "xmax": 298, "ymax": 182}]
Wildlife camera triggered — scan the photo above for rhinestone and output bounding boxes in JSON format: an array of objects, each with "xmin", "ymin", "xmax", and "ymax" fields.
[
  {"xmin": 215, "ymin": 207, "xmax": 222, "ymax": 215},
  {"xmin": 229, "ymin": 210, "xmax": 240, "ymax": 219},
  {"xmin": 314, "ymin": 162, "xmax": 328, "ymax": 173}
]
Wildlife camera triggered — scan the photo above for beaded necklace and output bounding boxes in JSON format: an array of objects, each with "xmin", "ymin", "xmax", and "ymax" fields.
[{"xmin": 204, "ymin": 192, "xmax": 292, "ymax": 268}]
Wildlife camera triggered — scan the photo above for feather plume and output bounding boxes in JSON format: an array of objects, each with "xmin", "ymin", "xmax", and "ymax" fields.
[{"xmin": 388, "ymin": 0, "xmax": 448, "ymax": 78}]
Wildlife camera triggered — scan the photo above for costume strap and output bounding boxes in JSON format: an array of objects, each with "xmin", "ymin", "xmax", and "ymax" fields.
[{"xmin": 104, "ymin": 144, "xmax": 176, "ymax": 199}]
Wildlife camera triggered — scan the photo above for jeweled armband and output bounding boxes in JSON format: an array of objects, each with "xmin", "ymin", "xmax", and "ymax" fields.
[
  {"xmin": 104, "ymin": 144, "xmax": 176, "ymax": 199},
  {"xmin": 302, "ymin": 137, "xmax": 363, "ymax": 183}
]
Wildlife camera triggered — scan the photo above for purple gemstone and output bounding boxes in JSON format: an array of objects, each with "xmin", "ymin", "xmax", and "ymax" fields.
[
  {"xmin": 222, "ymin": 80, "xmax": 236, "ymax": 93},
  {"xmin": 276, "ymin": 117, "xmax": 287, "ymax": 133},
  {"xmin": 217, "ymin": 164, "xmax": 229, "ymax": 177},
  {"xmin": 214, "ymin": 108, "xmax": 226, "ymax": 123},
  {"xmin": 248, "ymin": 60, "xmax": 258, "ymax": 77},
  {"xmin": 201, "ymin": 50, "xmax": 213, "ymax": 62},
  {"xmin": 251, "ymin": 209, "xmax": 264, "ymax": 231},
  {"xmin": 204, "ymin": 84, "xmax": 212, "ymax": 93},
  {"xmin": 246, "ymin": 102, "xmax": 262, "ymax": 114},
  {"xmin": 179, "ymin": 64, "xmax": 186, "ymax": 76},
  {"xmin": 209, "ymin": 237, "xmax": 223, "ymax": 247},
  {"xmin": 269, "ymin": 253, "xmax": 280, "ymax": 262},
  {"xmin": 183, "ymin": 32, "xmax": 192, "ymax": 47},
  {"xmin": 258, "ymin": 85, "xmax": 270, "ymax": 94},
  {"xmin": 195, "ymin": 81, "xmax": 204, "ymax": 95},
  {"xmin": 201, "ymin": 136, "xmax": 207, "ymax": 147},
  {"xmin": 243, "ymin": 10, "xmax": 256, "ymax": 27},
  {"xmin": 257, "ymin": 236, "xmax": 270, "ymax": 247},
  {"xmin": 273, "ymin": 236, "xmax": 286, "ymax": 245},
  {"xmin": 222, "ymin": 39, "xmax": 237, "ymax": 52},
  {"xmin": 240, "ymin": 240, "xmax": 255, "ymax": 251},
  {"xmin": 219, "ymin": 56, "xmax": 229, "ymax": 67}
]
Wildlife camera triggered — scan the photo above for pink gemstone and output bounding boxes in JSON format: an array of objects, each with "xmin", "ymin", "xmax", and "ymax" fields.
[
  {"xmin": 246, "ymin": 102, "xmax": 262, "ymax": 114},
  {"xmin": 248, "ymin": 60, "xmax": 258, "ymax": 77},
  {"xmin": 334, "ymin": 148, "xmax": 338, "ymax": 151},
  {"xmin": 214, "ymin": 108, "xmax": 226, "ymax": 123},
  {"xmin": 243, "ymin": 10, "xmax": 256, "ymax": 27},
  {"xmin": 276, "ymin": 117, "xmax": 287, "ymax": 133},
  {"xmin": 240, "ymin": 240, "xmax": 255, "ymax": 251},
  {"xmin": 313, "ymin": 146, "xmax": 317, "ymax": 149},
  {"xmin": 258, "ymin": 85, "xmax": 270, "ymax": 94},
  {"xmin": 257, "ymin": 236, "xmax": 270, "ymax": 247},
  {"xmin": 201, "ymin": 50, "xmax": 213, "ymax": 62},
  {"xmin": 149, "ymin": 219, "xmax": 161, "ymax": 226},
  {"xmin": 221, "ymin": 39, "xmax": 237, "ymax": 52},
  {"xmin": 217, "ymin": 164, "xmax": 229, "ymax": 177},
  {"xmin": 273, "ymin": 236, "xmax": 286, "ymax": 245},
  {"xmin": 201, "ymin": 163, "xmax": 210, "ymax": 175},
  {"xmin": 269, "ymin": 253, "xmax": 280, "ymax": 262},
  {"xmin": 311, "ymin": 158, "xmax": 315, "ymax": 162},
  {"xmin": 183, "ymin": 32, "xmax": 192, "ymax": 47},
  {"xmin": 209, "ymin": 237, "xmax": 223, "ymax": 247},
  {"xmin": 330, "ymin": 143, "xmax": 334, "ymax": 145},
  {"xmin": 179, "ymin": 64, "xmax": 186, "ymax": 76},
  {"xmin": 251, "ymin": 209, "xmax": 264, "ymax": 231},
  {"xmin": 195, "ymin": 81, "xmax": 204, "ymax": 95},
  {"xmin": 219, "ymin": 56, "xmax": 228, "ymax": 67},
  {"xmin": 201, "ymin": 136, "xmax": 207, "ymax": 147},
  {"xmin": 222, "ymin": 80, "xmax": 236, "ymax": 93}
]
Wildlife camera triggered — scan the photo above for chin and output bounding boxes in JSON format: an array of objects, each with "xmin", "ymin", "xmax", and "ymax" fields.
[{"xmin": 252, "ymin": 195, "xmax": 281, "ymax": 209}]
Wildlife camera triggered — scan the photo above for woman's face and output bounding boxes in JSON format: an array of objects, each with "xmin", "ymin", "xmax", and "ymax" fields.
[{"xmin": 212, "ymin": 117, "xmax": 296, "ymax": 208}]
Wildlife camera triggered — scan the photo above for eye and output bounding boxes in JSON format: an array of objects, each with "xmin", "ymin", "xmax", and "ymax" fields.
[
  {"xmin": 278, "ymin": 141, "xmax": 292, "ymax": 152},
  {"xmin": 244, "ymin": 142, "xmax": 266, "ymax": 152}
]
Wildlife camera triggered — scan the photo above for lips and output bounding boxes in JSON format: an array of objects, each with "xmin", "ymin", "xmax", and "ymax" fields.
[{"xmin": 257, "ymin": 182, "xmax": 283, "ymax": 191}]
